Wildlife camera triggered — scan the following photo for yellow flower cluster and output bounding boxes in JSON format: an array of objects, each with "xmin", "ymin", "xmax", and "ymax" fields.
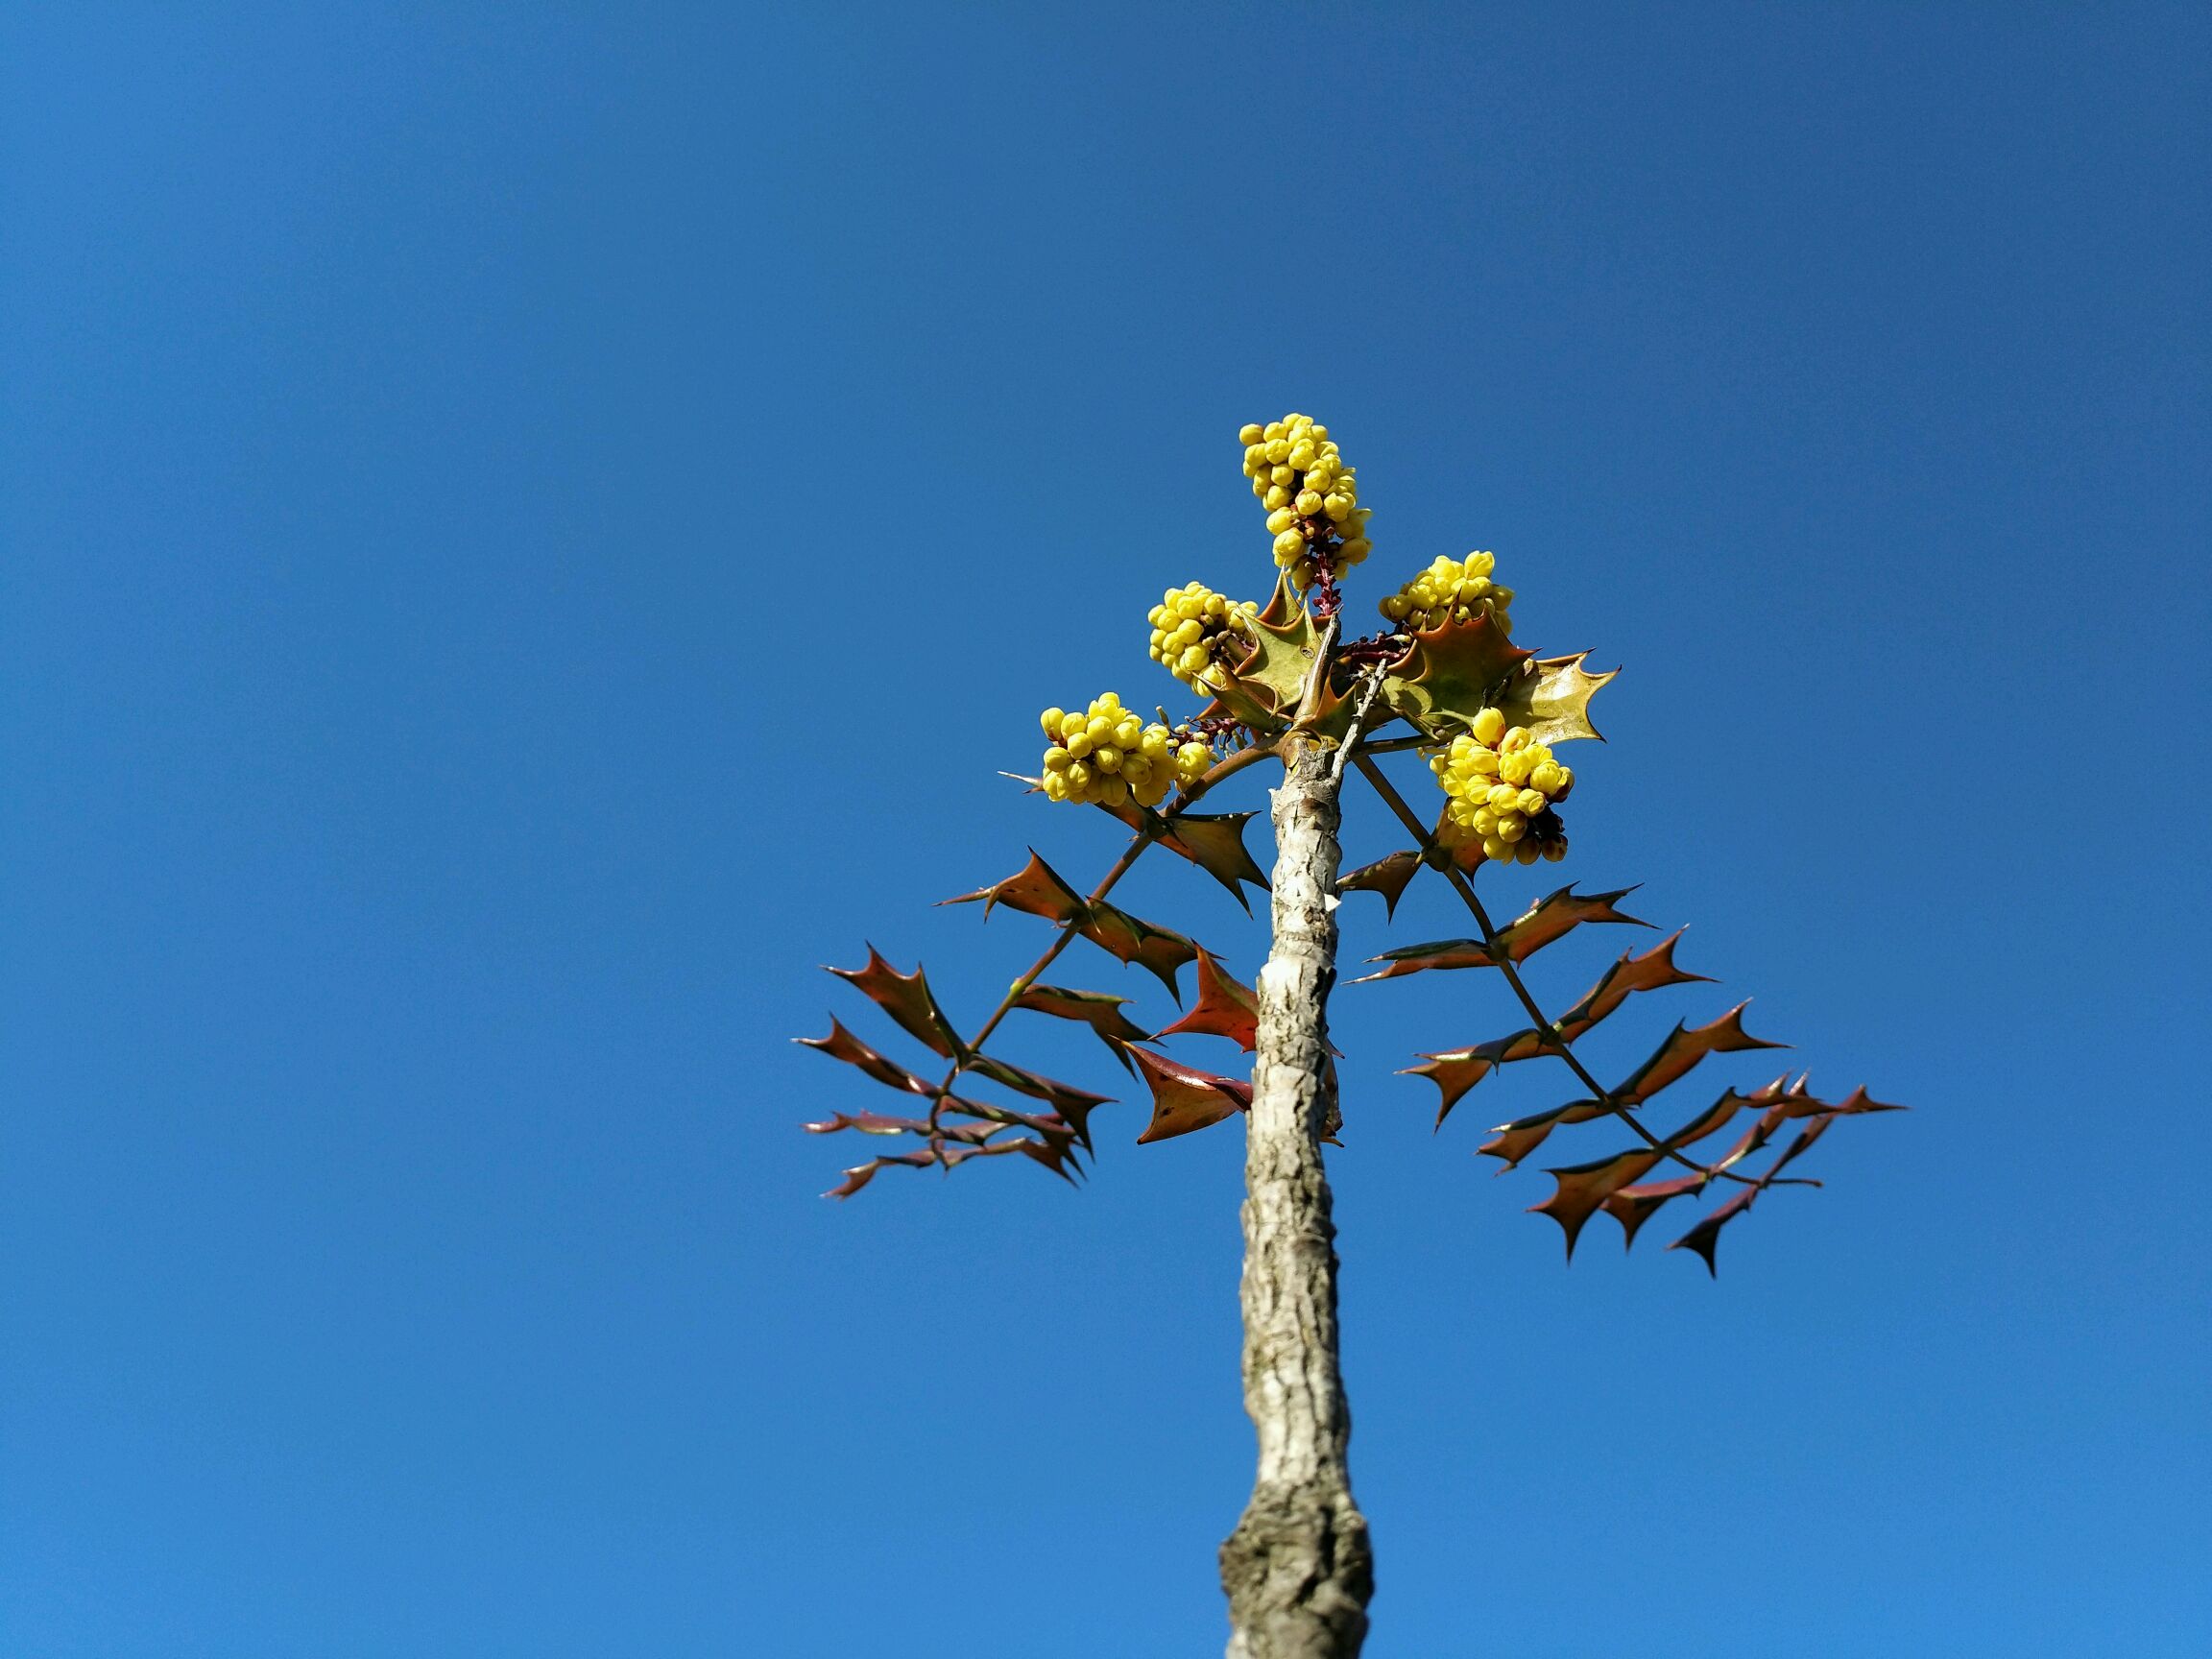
[
  {"xmin": 1147, "ymin": 582, "xmax": 1260, "ymax": 690},
  {"xmin": 1380, "ymin": 552, "xmax": 1516, "ymax": 635},
  {"xmin": 1238, "ymin": 414, "xmax": 1373, "ymax": 589},
  {"xmin": 1431, "ymin": 707, "xmax": 1574, "ymax": 866},
  {"xmin": 1039, "ymin": 693, "xmax": 1212, "ymax": 807}
]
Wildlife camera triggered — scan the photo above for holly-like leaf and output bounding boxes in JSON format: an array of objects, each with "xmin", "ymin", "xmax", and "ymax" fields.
[
  {"xmin": 1552, "ymin": 929, "xmax": 1711, "ymax": 1036},
  {"xmin": 796, "ymin": 1018, "xmax": 937, "ymax": 1097},
  {"xmin": 825, "ymin": 1148, "xmax": 939, "ymax": 1199},
  {"xmin": 1339, "ymin": 850, "xmax": 1424, "ymax": 919},
  {"xmin": 1153, "ymin": 948, "xmax": 1260, "ymax": 1051},
  {"xmin": 1077, "ymin": 900, "xmax": 1200, "ymax": 1001},
  {"xmin": 961, "ymin": 1052, "xmax": 1113, "ymax": 1150},
  {"xmin": 1489, "ymin": 883, "xmax": 1650, "ymax": 963},
  {"xmin": 828, "ymin": 946, "xmax": 961, "ymax": 1059},
  {"xmin": 1220, "ymin": 575, "xmax": 1327, "ymax": 723},
  {"xmin": 1530, "ymin": 1147, "xmax": 1665, "ymax": 1259},
  {"xmin": 1100, "ymin": 802, "xmax": 1270, "ymax": 908},
  {"xmin": 1406, "ymin": 1031, "xmax": 1560, "ymax": 1127},
  {"xmin": 1474, "ymin": 1100, "xmax": 1614, "ymax": 1168},
  {"xmin": 1491, "ymin": 652, "xmax": 1618, "ymax": 746},
  {"xmin": 1380, "ymin": 611, "xmax": 1533, "ymax": 739},
  {"xmin": 1602, "ymin": 1172, "xmax": 1709, "ymax": 1251},
  {"xmin": 940, "ymin": 851, "xmax": 1086, "ymax": 924},
  {"xmin": 1012, "ymin": 984, "xmax": 1151, "ymax": 1056},
  {"xmin": 1128, "ymin": 1046, "xmax": 1252, "ymax": 1143},
  {"xmin": 1668, "ymin": 1185, "xmax": 1761, "ymax": 1276},
  {"xmin": 1354, "ymin": 885, "xmax": 1647, "ymax": 983},
  {"xmin": 1407, "ymin": 929, "xmax": 1709, "ymax": 1126},
  {"xmin": 1611, "ymin": 1001, "xmax": 1787, "ymax": 1105}
]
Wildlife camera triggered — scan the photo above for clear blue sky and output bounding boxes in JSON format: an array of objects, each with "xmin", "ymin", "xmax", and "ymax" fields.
[{"xmin": 4, "ymin": 5, "xmax": 2206, "ymax": 1655}]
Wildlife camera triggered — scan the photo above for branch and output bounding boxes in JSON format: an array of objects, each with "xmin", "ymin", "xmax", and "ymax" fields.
[{"xmin": 1350, "ymin": 753, "xmax": 1801, "ymax": 1190}]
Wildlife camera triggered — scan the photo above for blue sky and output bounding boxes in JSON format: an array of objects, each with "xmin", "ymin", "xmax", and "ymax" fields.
[{"xmin": 3, "ymin": 4, "xmax": 2206, "ymax": 1655}]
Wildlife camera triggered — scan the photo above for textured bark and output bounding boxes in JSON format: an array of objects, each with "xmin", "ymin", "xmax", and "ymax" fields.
[{"xmin": 1220, "ymin": 736, "xmax": 1373, "ymax": 1659}]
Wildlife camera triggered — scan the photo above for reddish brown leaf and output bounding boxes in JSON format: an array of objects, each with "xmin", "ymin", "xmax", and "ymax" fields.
[
  {"xmin": 1012, "ymin": 984, "xmax": 1151, "ymax": 1059},
  {"xmin": 1835, "ymin": 1085, "xmax": 1910, "ymax": 1116},
  {"xmin": 1351, "ymin": 937, "xmax": 1501, "ymax": 982},
  {"xmin": 1153, "ymin": 949, "xmax": 1260, "ymax": 1051},
  {"xmin": 1489, "ymin": 883, "xmax": 1651, "ymax": 963},
  {"xmin": 1475, "ymin": 1100, "xmax": 1613, "ymax": 1168},
  {"xmin": 939, "ymin": 851, "xmax": 1086, "ymax": 924},
  {"xmin": 1101, "ymin": 802, "xmax": 1271, "ymax": 908},
  {"xmin": 1128, "ymin": 1046, "xmax": 1252, "ymax": 1144},
  {"xmin": 1406, "ymin": 1031, "xmax": 1559, "ymax": 1127},
  {"xmin": 1602, "ymin": 1172, "xmax": 1709, "ymax": 1251},
  {"xmin": 827, "ymin": 946, "xmax": 961, "ymax": 1059},
  {"xmin": 1340, "ymin": 850, "xmax": 1424, "ymax": 919},
  {"xmin": 1668, "ymin": 1185, "xmax": 1761, "ymax": 1276},
  {"xmin": 1553, "ymin": 929, "xmax": 1712, "ymax": 1039},
  {"xmin": 1077, "ymin": 901, "xmax": 1199, "ymax": 1001},
  {"xmin": 1612, "ymin": 1001, "xmax": 1788, "ymax": 1105},
  {"xmin": 796, "ymin": 1018, "xmax": 936, "ymax": 1097},
  {"xmin": 1530, "ymin": 1147, "xmax": 1665, "ymax": 1259},
  {"xmin": 960, "ymin": 1052, "xmax": 1112, "ymax": 1150},
  {"xmin": 825, "ymin": 1148, "xmax": 938, "ymax": 1199}
]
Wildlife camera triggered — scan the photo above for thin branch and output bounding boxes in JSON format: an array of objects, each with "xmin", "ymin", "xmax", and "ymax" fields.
[{"xmin": 1350, "ymin": 751, "xmax": 1788, "ymax": 1189}]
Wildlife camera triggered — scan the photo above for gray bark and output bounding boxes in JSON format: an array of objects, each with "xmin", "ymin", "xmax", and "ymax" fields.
[{"xmin": 1220, "ymin": 735, "xmax": 1373, "ymax": 1659}]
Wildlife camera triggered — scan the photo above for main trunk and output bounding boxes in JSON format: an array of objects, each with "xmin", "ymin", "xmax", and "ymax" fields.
[{"xmin": 1220, "ymin": 737, "xmax": 1373, "ymax": 1659}]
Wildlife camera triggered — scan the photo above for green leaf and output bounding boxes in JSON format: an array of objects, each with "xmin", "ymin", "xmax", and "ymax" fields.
[
  {"xmin": 1491, "ymin": 652, "xmax": 1618, "ymax": 746},
  {"xmin": 1379, "ymin": 611, "xmax": 1532, "ymax": 739}
]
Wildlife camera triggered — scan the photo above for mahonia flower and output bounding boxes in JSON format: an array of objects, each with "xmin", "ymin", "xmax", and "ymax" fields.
[
  {"xmin": 1147, "ymin": 582, "xmax": 1260, "ymax": 690},
  {"xmin": 1431, "ymin": 707, "xmax": 1573, "ymax": 866},
  {"xmin": 1238, "ymin": 413, "xmax": 1372, "ymax": 589},
  {"xmin": 1380, "ymin": 552, "xmax": 1515, "ymax": 635},
  {"xmin": 1038, "ymin": 692, "xmax": 1211, "ymax": 807}
]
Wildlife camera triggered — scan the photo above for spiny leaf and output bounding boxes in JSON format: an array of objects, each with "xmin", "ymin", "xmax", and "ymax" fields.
[
  {"xmin": 1489, "ymin": 883, "xmax": 1651, "ymax": 963},
  {"xmin": 1530, "ymin": 1148, "xmax": 1665, "ymax": 1260},
  {"xmin": 1611, "ymin": 1001, "xmax": 1788, "ymax": 1105},
  {"xmin": 1077, "ymin": 900, "xmax": 1200, "ymax": 1001},
  {"xmin": 1128, "ymin": 1046, "xmax": 1252, "ymax": 1144},
  {"xmin": 1603, "ymin": 1172, "xmax": 1709, "ymax": 1251},
  {"xmin": 1668, "ymin": 1186, "xmax": 1760, "ymax": 1276},
  {"xmin": 1475, "ymin": 1100, "xmax": 1614, "ymax": 1168},
  {"xmin": 1406, "ymin": 1031, "xmax": 1558, "ymax": 1128},
  {"xmin": 1339, "ymin": 850, "xmax": 1424, "ymax": 919},
  {"xmin": 1153, "ymin": 949, "xmax": 1260, "ymax": 1051},
  {"xmin": 940, "ymin": 851, "xmax": 1085, "ymax": 924},
  {"xmin": 828, "ymin": 946, "xmax": 961, "ymax": 1059},
  {"xmin": 961, "ymin": 1052, "xmax": 1113, "ymax": 1151},
  {"xmin": 1012, "ymin": 984, "xmax": 1151, "ymax": 1059},
  {"xmin": 1552, "ymin": 929, "xmax": 1711, "ymax": 1036},
  {"xmin": 1380, "ymin": 611, "xmax": 1533, "ymax": 739},
  {"xmin": 1407, "ymin": 929, "xmax": 1709, "ymax": 1126},
  {"xmin": 1353, "ymin": 885, "xmax": 1648, "ymax": 983},
  {"xmin": 825, "ymin": 1148, "xmax": 938, "ymax": 1199},
  {"xmin": 796, "ymin": 1018, "xmax": 936, "ymax": 1097},
  {"xmin": 1219, "ymin": 575, "xmax": 1326, "ymax": 723},
  {"xmin": 1491, "ymin": 652, "xmax": 1618, "ymax": 746},
  {"xmin": 1102, "ymin": 802, "xmax": 1270, "ymax": 908}
]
